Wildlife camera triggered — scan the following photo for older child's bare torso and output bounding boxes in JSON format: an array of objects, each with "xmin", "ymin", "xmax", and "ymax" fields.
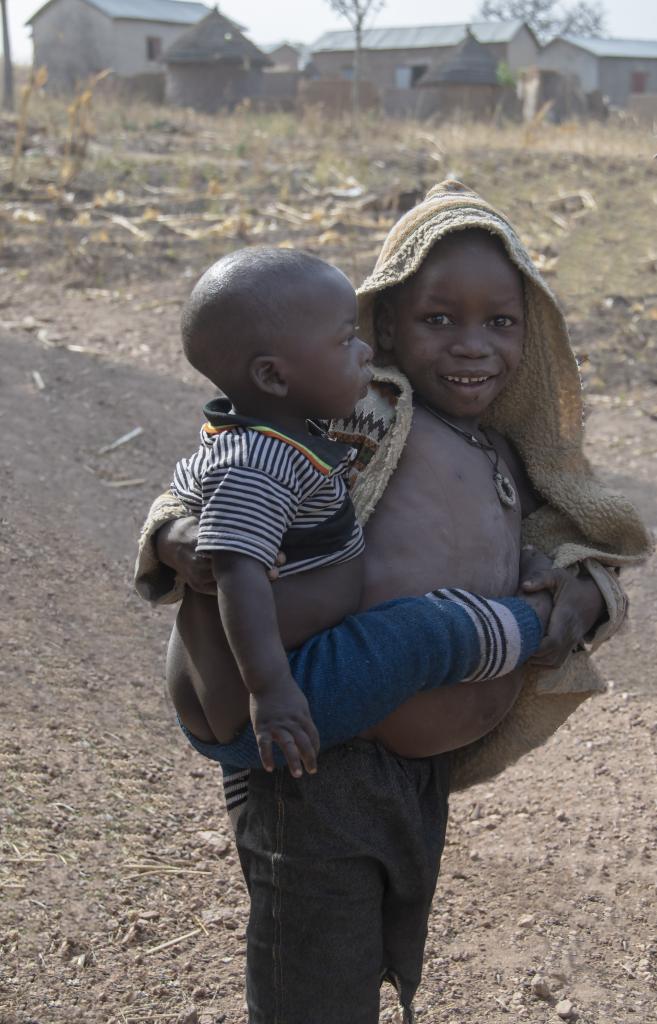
[
  {"xmin": 362, "ymin": 406, "xmax": 521, "ymax": 604},
  {"xmin": 169, "ymin": 406, "xmax": 525, "ymax": 747}
]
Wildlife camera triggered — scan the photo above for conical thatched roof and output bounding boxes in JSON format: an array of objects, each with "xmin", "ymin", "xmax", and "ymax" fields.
[
  {"xmin": 164, "ymin": 7, "xmax": 270, "ymax": 66},
  {"xmin": 418, "ymin": 27, "xmax": 499, "ymax": 87}
]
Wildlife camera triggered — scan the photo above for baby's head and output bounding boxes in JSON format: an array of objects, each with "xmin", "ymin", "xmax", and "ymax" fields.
[
  {"xmin": 375, "ymin": 228, "xmax": 525, "ymax": 423},
  {"xmin": 182, "ymin": 248, "xmax": 372, "ymax": 420}
]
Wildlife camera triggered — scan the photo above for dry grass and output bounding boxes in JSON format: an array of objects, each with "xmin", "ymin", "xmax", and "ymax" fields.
[{"xmin": 1, "ymin": 92, "xmax": 655, "ymax": 392}]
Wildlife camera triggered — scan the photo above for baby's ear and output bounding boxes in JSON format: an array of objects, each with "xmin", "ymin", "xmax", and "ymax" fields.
[
  {"xmin": 374, "ymin": 298, "xmax": 395, "ymax": 353},
  {"xmin": 250, "ymin": 355, "xmax": 288, "ymax": 397}
]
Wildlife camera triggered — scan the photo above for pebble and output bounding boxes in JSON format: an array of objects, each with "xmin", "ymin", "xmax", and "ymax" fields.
[
  {"xmin": 517, "ymin": 914, "xmax": 536, "ymax": 929},
  {"xmin": 177, "ymin": 1009, "xmax": 198, "ymax": 1024},
  {"xmin": 555, "ymin": 998, "xmax": 577, "ymax": 1020},
  {"xmin": 530, "ymin": 974, "xmax": 552, "ymax": 1000}
]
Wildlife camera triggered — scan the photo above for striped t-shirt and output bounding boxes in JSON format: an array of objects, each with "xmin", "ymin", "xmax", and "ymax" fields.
[{"xmin": 171, "ymin": 399, "xmax": 364, "ymax": 575}]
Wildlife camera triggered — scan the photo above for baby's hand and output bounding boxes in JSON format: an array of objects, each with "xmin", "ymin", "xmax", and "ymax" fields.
[{"xmin": 250, "ymin": 679, "xmax": 320, "ymax": 777}]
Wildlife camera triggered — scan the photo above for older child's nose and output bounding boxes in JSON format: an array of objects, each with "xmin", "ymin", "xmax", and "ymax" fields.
[{"xmin": 450, "ymin": 329, "xmax": 493, "ymax": 358}]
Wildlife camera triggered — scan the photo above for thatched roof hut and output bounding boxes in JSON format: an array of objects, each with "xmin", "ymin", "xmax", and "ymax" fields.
[
  {"xmin": 416, "ymin": 28, "xmax": 502, "ymax": 118},
  {"xmin": 163, "ymin": 7, "xmax": 271, "ymax": 111}
]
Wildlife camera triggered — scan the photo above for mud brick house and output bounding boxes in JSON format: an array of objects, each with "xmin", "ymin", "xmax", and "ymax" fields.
[
  {"xmin": 539, "ymin": 35, "xmax": 657, "ymax": 107},
  {"xmin": 27, "ymin": 0, "xmax": 210, "ymax": 92},
  {"xmin": 310, "ymin": 19, "xmax": 538, "ymax": 93},
  {"xmin": 162, "ymin": 8, "xmax": 271, "ymax": 112}
]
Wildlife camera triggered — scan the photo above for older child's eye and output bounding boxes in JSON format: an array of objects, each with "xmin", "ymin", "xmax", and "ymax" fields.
[
  {"xmin": 490, "ymin": 315, "xmax": 514, "ymax": 328},
  {"xmin": 426, "ymin": 313, "xmax": 453, "ymax": 326}
]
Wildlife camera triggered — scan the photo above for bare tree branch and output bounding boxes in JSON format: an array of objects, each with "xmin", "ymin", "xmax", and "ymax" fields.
[
  {"xmin": 479, "ymin": 0, "xmax": 606, "ymax": 42},
  {"xmin": 325, "ymin": 0, "xmax": 386, "ymax": 116}
]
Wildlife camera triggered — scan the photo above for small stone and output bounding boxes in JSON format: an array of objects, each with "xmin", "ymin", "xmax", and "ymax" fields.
[
  {"xmin": 196, "ymin": 830, "xmax": 231, "ymax": 855},
  {"xmin": 555, "ymin": 999, "xmax": 577, "ymax": 1020},
  {"xmin": 555, "ymin": 809, "xmax": 568, "ymax": 822},
  {"xmin": 530, "ymin": 974, "xmax": 552, "ymax": 1000},
  {"xmin": 517, "ymin": 914, "xmax": 535, "ymax": 929},
  {"xmin": 177, "ymin": 1009, "xmax": 198, "ymax": 1024}
]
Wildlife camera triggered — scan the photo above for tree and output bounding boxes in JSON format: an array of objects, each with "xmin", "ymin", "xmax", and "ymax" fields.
[
  {"xmin": 478, "ymin": 0, "xmax": 606, "ymax": 42},
  {"xmin": 1, "ymin": 0, "xmax": 14, "ymax": 112},
  {"xmin": 325, "ymin": 0, "xmax": 386, "ymax": 116}
]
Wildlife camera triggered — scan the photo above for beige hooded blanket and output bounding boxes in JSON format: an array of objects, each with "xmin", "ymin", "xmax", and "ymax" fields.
[{"xmin": 135, "ymin": 180, "xmax": 652, "ymax": 791}]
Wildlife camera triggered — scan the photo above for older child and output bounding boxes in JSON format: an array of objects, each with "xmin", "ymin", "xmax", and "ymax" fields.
[
  {"xmin": 136, "ymin": 181, "xmax": 650, "ymax": 1023},
  {"xmin": 167, "ymin": 246, "xmax": 547, "ymax": 779}
]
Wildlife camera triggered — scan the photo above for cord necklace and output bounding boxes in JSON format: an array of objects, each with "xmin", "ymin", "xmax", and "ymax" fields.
[{"xmin": 417, "ymin": 400, "xmax": 517, "ymax": 508}]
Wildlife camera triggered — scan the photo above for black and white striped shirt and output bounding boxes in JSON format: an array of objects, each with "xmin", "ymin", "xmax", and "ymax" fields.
[{"xmin": 171, "ymin": 400, "xmax": 364, "ymax": 575}]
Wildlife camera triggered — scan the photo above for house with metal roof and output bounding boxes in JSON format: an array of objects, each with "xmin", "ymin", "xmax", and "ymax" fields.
[
  {"xmin": 27, "ymin": 0, "xmax": 211, "ymax": 91},
  {"xmin": 310, "ymin": 20, "xmax": 538, "ymax": 94},
  {"xmin": 163, "ymin": 8, "xmax": 271, "ymax": 111},
  {"xmin": 539, "ymin": 35, "xmax": 657, "ymax": 106}
]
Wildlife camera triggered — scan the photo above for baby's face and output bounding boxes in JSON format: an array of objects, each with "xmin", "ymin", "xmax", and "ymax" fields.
[
  {"xmin": 283, "ymin": 268, "xmax": 373, "ymax": 421},
  {"xmin": 379, "ymin": 231, "xmax": 525, "ymax": 426}
]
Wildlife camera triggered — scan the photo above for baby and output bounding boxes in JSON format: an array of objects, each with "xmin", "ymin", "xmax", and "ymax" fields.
[{"xmin": 169, "ymin": 248, "xmax": 373, "ymax": 776}]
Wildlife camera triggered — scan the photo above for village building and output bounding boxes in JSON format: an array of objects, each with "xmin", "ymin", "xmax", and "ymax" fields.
[
  {"xmin": 27, "ymin": 0, "xmax": 210, "ymax": 92},
  {"xmin": 262, "ymin": 42, "xmax": 303, "ymax": 72},
  {"xmin": 539, "ymin": 36, "xmax": 657, "ymax": 107},
  {"xmin": 162, "ymin": 8, "xmax": 271, "ymax": 112},
  {"xmin": 310, "ymin": 20, "xmax": 538, "ymax": 94},
  {"xmin": 415, "ymin": 28, "xmax": 503, "ymax": 119}
]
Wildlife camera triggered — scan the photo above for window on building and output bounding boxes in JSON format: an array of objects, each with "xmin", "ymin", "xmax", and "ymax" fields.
[
  {"xmin": 146, "ymin": 37, "xmax": 162, "ymax": 61},
  {"xmin": 395, "ymin": 66, "xmax": 412, "ymax": 89},
  {"xmin": 631, "ymin": 70, "xmax": 648, "ymax": 94},
  {"xmin": 410, "ymin": 64, "xmax": 428, "ymax": 86},
  {"xmin": 396, "ymin": 64, "xmax": 428, "ymax": 88}
]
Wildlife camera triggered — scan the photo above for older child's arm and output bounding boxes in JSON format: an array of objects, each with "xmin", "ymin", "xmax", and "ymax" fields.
[
  {"xmin": 496, "ymin": 435, "xmax": 607, "ymax": 666},
  {"xmin": 211, "ymin": 551, "xmax": 320, "ymax": 777}
]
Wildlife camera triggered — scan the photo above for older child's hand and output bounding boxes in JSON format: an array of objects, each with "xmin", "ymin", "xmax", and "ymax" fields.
[
  {"xmin": 522, "ymin": 566, "xmax": 605, "ymax": 668},
  {"xmin": 155, "ymin": 517, "xmax": 215, "ymax": 593},
  {"xmin": 156, "ymin": 518, "xmax": 286, "ymax": 591},
  {"xmin": 516, "ymin": 546, "xmax": 553, "ymax": 633},
  {"xmin": 251, "ymin": 682, "xmax": 320, "ymax": 777}
]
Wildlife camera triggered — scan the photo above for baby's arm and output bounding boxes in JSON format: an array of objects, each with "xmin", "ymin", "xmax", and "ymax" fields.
[{"xmin": 211, "ymin": 550, "xmax": 320, "ymax": 776}]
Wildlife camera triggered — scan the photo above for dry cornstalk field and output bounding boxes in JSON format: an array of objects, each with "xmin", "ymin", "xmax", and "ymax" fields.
[{"xmin": 1, "ymin": 93, "xmax": 656, "ymax": 1024}]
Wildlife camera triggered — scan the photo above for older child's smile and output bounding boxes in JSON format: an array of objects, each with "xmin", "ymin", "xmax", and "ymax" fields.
[{"xmin": 442, "ymin": 373, "xmax": 494, "ymax": 385}]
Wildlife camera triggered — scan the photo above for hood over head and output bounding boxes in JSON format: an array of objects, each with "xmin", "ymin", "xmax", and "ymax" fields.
[{"xmin": 356, "ymin": 179, "xmax": 651, "ymax": 566}]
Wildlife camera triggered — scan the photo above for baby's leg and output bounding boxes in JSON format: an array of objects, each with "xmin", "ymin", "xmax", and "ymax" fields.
[
  {"xmin": 181, "ymin": 590, "xmax": 542, "ymax": 768},
  {"xmin": 169, "ymin": 558, "xmax": 363, "ymax": 743}
]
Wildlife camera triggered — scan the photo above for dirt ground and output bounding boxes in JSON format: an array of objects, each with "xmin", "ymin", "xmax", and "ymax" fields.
[{"xmin": 1, "ymin": 105, "xmax": 656, "ymax": 1023}]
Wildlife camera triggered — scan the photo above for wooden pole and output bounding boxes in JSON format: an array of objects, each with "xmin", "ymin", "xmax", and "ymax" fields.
[{"xmin": 1, "ymin": 0, "xmax": 14, "ymax": 112}]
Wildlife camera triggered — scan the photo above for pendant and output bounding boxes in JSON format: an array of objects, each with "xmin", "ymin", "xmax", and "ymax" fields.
[{"xmin": 494, "ymin": 471, "xmax": 517, "ymax": 508}]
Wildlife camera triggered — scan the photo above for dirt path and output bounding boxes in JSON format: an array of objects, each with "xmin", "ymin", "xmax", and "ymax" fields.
[{"xmin": 2, "ymin": 292, "xmax": 656, "ymax": 1024}]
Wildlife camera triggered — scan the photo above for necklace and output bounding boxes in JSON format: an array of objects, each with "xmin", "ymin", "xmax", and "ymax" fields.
[{"xmin": 417, "ymin": 400, "xmax": 517, "ymax": 508}]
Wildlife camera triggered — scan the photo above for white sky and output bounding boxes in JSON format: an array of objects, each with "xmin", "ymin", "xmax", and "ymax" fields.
[{"xmin": 4, "ymin": 0, "xmax": 657, "ymax": 65}]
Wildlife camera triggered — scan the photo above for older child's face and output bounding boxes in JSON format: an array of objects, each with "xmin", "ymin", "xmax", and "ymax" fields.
[{"xmin": 379, "ymin": 231, "xmax": 525, "ymax": 426}]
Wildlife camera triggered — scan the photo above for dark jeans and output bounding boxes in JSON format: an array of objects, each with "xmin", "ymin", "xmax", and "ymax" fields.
[{"xmin": 236, "ymin": 739, "xmax": 451, "ymax": 1024}]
